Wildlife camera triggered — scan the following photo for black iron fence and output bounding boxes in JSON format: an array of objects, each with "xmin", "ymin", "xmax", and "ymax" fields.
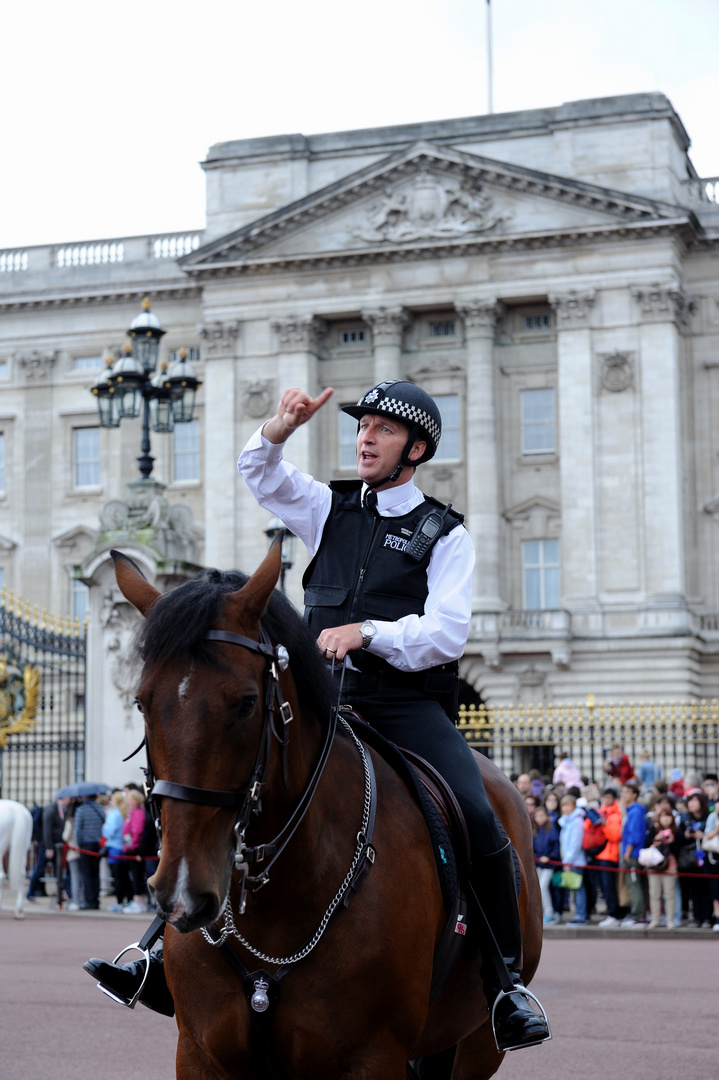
[
  {"xmin": 458, "ymin": 695, "xmax": 719, "ymax": 783},
  {"xmin": 0, "ymin": 590, "xmax": 86, "ymax": 806}
]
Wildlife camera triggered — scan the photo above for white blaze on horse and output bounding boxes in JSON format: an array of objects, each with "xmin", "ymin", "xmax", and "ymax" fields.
[{"xmin": 0, "ymin": 799, "xmax": 33, "ymax": 920}]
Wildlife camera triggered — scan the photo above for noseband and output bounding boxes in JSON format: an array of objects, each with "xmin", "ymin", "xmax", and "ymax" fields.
[{"xmin": 134, "ymin": 626, "xmax": 338, "ymax": 911}]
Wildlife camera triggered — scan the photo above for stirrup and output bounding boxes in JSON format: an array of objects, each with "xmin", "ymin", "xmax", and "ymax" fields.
[
  {"xmin": 490, "ymin": 984, "xmax": 552, "ymax": 1053},
  {"xmin": 95, "ymin": 942, "xmax": 150, "ymax": 1009}
]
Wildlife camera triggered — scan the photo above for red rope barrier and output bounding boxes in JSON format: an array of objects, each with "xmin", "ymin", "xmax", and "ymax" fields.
[
  {"xmin": 63, "ymin": 843, "xmax": 159, "ymax": 862},
  {"xmin": 540, "ymin": 857, "xmax": 719, "ymax": 880}
]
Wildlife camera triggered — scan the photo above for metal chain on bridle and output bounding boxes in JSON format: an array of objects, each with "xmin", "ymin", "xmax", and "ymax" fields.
[{"xmin": 202, "ymin": 715, "xmax": 373, "ymax": 965}]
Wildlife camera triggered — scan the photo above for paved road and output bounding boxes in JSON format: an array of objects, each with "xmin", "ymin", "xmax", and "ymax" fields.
[{"xmin": 1, "ymin": 903, "xmax": 715, "ymax": 1080}]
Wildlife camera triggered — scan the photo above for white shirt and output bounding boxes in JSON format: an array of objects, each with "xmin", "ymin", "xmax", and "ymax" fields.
[{"xmin": 238, "ymin": 427, "xmax": 475, "ymax": 673}]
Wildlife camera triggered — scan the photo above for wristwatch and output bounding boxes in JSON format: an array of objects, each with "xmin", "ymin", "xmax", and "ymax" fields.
[{"xmin": 360, "ymin": 621, "xmax": 377, "ymax": 650}]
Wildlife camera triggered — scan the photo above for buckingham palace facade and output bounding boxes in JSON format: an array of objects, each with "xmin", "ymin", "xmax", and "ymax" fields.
[{"xmin": 2, "ymin": 91, "xmax": 719, "ymax": 709}]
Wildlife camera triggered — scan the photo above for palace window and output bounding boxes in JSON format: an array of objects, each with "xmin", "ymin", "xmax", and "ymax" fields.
[
  {"xmin": 521, "ymin": 388, "xmax": 555, "ymax": 455},
  {"xmin": 522, "ymin": 313, "xmax": 551, "ymax": 331},
  {"xmin": 71, "ymin": 580, "xmax": 89, "ymax": 622},
  {"xmin": 339, "ymin": 329, "xmax": 365, "ymax": 346},
  {"xmin": 73, "ymin": 427, "xmax": 100, "ymax": 488},
  {"xmin": 173, "ymin": 419, "xmax": 200, "ymax": 482},
  {"xmin": 433, "ymin": 394, "xmax": 460, "ymax": 461},
  {"xmin": 428, "ymin": 320, "xmax": 455, "ymax": 337},
  {"xmin": 339, "ymin": 408, "xmax": 358, "ymax": 469},
  {"xmin": 73, "ymin": 356, "xmax": 102, "ymax": 371},
  {"xmin": 522, "ymin": 539, "xmax": 560, "ymax": 610}
]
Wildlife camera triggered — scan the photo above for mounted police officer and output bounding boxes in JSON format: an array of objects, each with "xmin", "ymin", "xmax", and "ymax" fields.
[
  {"xmin": 239, "ymin": 380, "xmax": 549, "ymax": 1051},
  {"xmin": 84, "ymin": 379, "xmax": 549, "ymax": 1052}
]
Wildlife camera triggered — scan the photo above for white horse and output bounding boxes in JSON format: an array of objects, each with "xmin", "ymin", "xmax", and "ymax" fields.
[{"xmin": 0, "ymin": 799, "xmax": 33, "ymax": 919}]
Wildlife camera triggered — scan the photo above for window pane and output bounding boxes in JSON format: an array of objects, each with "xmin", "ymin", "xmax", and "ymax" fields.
[
  {"xmin": 544, "ymin": 567, "xmax": 560, "ymax": 609},
  {"xmin": 339, "ymin": 409, "xmax": 358, "ymax": 469},
  {"xmin": 434, "ymin": 394, "xmax": 460, "ymax": 461},
  {"xmin": 524, "ymin": 568, "xmax": 541, "ymax": 609},
  {"xmin": 522, "ymin": 539, "xmax": 560, "ymax": 610},
  {"xmin": 521, "ymin": 389, "xmax": 555, "ymax": 454},
  {"xmin": 74, "ymin": 428, "xmax": 100, "ymax": 487},
  {"xmin": 72, "ymin": 580, "xmax": 89, "ymax": 622},
  {"xmin": 173, "ymin": 419, "xmax": 199, "ymax": 481}
]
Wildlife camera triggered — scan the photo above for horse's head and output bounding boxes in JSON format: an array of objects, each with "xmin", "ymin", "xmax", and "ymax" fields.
[{"xmin": 113, "ymin": 541, "xmax": 299, "ymax": 932}]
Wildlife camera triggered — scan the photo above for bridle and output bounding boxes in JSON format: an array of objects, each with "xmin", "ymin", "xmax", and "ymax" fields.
[{"xmin": 131, "ymin": 625, "xmax": 339, "ymax": 912}]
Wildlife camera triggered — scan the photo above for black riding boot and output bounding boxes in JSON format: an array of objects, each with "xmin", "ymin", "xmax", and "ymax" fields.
[
  {"xmin": 471, "ymin": 840, "xmax": 550, "ymax": 1053},
  {"xmin": 83, "ymin": 939, "xmax": 174, "ymax": 1017}
]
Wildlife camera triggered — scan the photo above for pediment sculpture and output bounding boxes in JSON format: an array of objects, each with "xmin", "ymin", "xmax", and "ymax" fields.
[{"xmin": 354, "ymin": 170, "xmax": 504, "ymax": 244}]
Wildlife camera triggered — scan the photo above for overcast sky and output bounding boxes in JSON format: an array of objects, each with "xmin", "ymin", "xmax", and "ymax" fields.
[{"xmin": 2, "ymin": 0, "xmax": 717, "ymax": 249}]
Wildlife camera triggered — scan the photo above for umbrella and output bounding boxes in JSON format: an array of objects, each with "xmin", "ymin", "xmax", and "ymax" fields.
[{"xmin": 54, "ymin": 781, "xmax": 113, "ymax": 799}]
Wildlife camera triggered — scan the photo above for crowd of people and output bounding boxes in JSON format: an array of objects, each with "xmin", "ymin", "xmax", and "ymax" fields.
[
  {"xmin": 522, "ymin": 745, "xmax": 719, "ymax": 929},
  {"xmin": 26, "ymin": 783, "xmax": 158, "ymax": 913}
]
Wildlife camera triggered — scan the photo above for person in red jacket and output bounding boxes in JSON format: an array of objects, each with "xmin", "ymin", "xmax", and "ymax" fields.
[
  {"xmin": 603, "ymin": 744, "xmax": 635, "ymax": 786},
  {"xmin": 595, "ymin": 788, "xmax": 624, "ymax": 927}
]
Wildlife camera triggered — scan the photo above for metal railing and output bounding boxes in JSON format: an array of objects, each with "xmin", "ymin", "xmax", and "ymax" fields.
[{"xmin": 458, "ymin": 695, "xmax": 719, "ymax": 782}]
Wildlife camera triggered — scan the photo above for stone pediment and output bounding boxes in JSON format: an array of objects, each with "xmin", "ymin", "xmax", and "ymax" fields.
[{"xmin": 180, "ymin": 142, "xmax": 687, "ymax": 276}]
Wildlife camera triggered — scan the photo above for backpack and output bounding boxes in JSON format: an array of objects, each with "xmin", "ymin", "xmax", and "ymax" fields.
[{"xmin": 582, "ymin": 817, "xmax": 607, "ymax": 858}]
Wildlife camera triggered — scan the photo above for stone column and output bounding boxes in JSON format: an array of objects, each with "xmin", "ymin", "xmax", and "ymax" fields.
[
  {"xmin": 631, "ymin": 284, "xmax": 693, "ymax": 604},
  {"xmin": 455, "ymin": 299, "xmax": 503, "ymax": 610},
  {"xmin": 270, "ymin": 315, "xmax": 325, "ymax": 476},
  {"xmin": 549, "ymin": 289, "xmax": 597, "ymax": 607},
  {"xmin": 198, "ymin": 320, "xmax": 241, "ymax": 569},
  {"xmin": 16, "ymin": 351, "xmax": 57, "ymax": 606},
  {"xmin": 361, "ymin": 307, "xmax": 409, "ymax": 383}
]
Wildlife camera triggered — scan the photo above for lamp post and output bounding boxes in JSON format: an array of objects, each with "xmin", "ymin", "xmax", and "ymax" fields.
[
  {"xmin": 90, "ymin": 298, "xmax": 201, "ymax": 479},
  {"xmin": 264, "ymin": 517, "xmax": 296, "ymax": 594}
]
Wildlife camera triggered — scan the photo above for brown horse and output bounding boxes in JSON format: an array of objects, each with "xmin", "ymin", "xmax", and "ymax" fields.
[{"xmin": 113, "ymin": 543, "xmax": 542, "ymax": 1080}]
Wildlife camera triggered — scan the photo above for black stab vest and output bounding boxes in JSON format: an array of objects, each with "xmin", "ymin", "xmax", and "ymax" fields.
[{"xmin": 302, "ymin": 480, "xmax": 464, "ymax": 682}]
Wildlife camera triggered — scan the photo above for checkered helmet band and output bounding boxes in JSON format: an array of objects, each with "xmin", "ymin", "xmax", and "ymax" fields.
[{"xmin": 342, "ymin": 380, "xmax": 442, "ymax": 461}]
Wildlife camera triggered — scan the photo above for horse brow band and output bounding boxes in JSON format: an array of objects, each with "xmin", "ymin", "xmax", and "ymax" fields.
[
  {"xmin": 205, "ymin": 629, "xmax": 275, "ymax": 659},
  {"xmin": 151, "ymin": 779, "xmax": 245, "ymax": 809}
]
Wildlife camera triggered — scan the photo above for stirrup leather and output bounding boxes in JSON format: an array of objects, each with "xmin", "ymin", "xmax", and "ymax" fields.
[
  {"xmin": 94, "ymin": 942, "xmax": 150, "ymax": 1009},
  {"xmin": 490, "ymin": 984, "xmax": 552, "ymax": 1053}
]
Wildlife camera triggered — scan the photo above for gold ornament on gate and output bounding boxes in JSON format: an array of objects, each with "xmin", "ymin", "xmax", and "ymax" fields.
[{"xmin": 0, "ymin": 655, "xmax": 40, "ymax": 748}]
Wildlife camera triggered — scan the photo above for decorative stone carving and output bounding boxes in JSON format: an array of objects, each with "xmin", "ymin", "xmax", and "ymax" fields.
[
  {"xmin": 98, "ymin": 480, "xmax": 199, "ymax": 564},
  {"xmin": 549, "ymin": 290, "xmax": 596, "ymax": 327},
  {"xmin": 101, "ymin": 594, "xmax": 141, "ymax": 723},
  {"xmin": 354, "ymin": 170, "xmax": 503, "ymax": 243},
  {"xmin": 551, "ymin": 644, "xmax": 572, "ymax": 670},
  {"xmin": 15, "ymin": 350, "xmax": 58, "ymax": 381},
  {"xmin": 197, "ymin": 320, "xmax": 241, "ymax": 356},
  {"xmin": 455, "ymin": 299, "xmax": 501, "ymax": 336},
  {"xmin": 481, "ymin": 648, "xmax": 502, "ymax": 672},
  {"xmin": 361, "ymin": 307, "xmax": 410, "ymax": 347},
  {"xmin": 408, "ymin": 355, "xmax": 464, "ymax": 376},
  {"xmin": 630, "ymin": 283, "xmax": 696, "ymax": 330},
  {"xmin": 242, "ymin": 379, "xmax": 274, "ymax": 419},
  {"xmin": 598, "ymin": 351, "xmax": 634, "ymax": 393},
  {"xmin": 271, "ymin": 315, "xmax": 326, "ymax": 354}
]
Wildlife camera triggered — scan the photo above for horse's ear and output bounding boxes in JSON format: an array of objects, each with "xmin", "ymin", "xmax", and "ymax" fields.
[
  {"xmin": 225, "ymin": 534, "xmax": 282, "ymax": 626},
  {"xmin": 111, "ymin": 549, "xmax": 162, "ymax": 617}
]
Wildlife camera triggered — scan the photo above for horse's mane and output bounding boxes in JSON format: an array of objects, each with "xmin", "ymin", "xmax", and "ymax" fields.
[{"xmin": 137, "ymin": 568, "xmax": 333, "ymax": 719}]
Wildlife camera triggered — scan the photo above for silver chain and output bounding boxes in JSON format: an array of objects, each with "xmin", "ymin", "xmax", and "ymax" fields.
[{"xmin": 202, "ymin": 716, "xmax": 372, "ymax": 966}]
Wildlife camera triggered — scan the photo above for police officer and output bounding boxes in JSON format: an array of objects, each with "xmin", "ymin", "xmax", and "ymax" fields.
[{"xmin": 239, "ymin": 380, "xmax": 549, "ymax": 1051}]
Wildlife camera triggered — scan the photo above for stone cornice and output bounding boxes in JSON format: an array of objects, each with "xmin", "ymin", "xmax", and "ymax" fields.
[
  {"xmin": 179, "ymin": 218, "xmax": 700, "ymax": 281},
  {"xmin": 0, "ymin": 282, "xmax": 201, "ymax": 315}
]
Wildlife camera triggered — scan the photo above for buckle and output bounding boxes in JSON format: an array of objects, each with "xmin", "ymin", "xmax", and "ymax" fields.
[
  {"xmin": 490, "ymin": 985, "xmax": 552, "ymax": 1053},
  {"xmin": 95, "ymin": 942, "xmax": 150, "ymax": 1010}
]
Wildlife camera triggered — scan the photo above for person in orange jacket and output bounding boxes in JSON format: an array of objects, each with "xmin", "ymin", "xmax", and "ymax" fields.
[{"xmin": 595, "ymin": 788, "xmax": 624, "ymax": 927}]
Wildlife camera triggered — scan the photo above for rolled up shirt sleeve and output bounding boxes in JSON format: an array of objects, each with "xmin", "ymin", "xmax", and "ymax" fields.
[{"xmin": 238, "ymin": 427, "xmax": 332, "ymax": 556}]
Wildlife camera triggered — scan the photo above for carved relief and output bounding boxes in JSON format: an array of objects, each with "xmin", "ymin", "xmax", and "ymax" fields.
[
  {"xmin": 354, "ymin": 170, "xmax": 504, "ymax": 244},
  {"xmin": 549, "ymin": 290, "xmax": 596, "ymax": 327},
  {"xmin": 455, "ymin": 300, "xmax": 501, "ymax": 336},
  {"xmin": 272, "ymin": 315, "xmax": 326, "ymax": 354},
  {"xmin": 630, "ymin": 284, "xmax": 696, "ymax": 330},
  {"xmin": 197, "ymin": 320, "xmax": 241, "ymax": 356},
  {"xmin": 15, "ymin": 350, "xmax": 58, "ymax": 381},
  {"xmin": 409, "ymin": 355, "xmax": 465, "ymax": 377},
  {"xmin": 101, "ymin": 595, "xmax": 141, "ymax": 724},
  {"xmin": 598, "ymin": 351, "xmax": 634, "ymax": 393},
  {"xmin": 361, "ymin": 307, "xmax": 410, "ymax": 347},
  {"xmin": 242, "ymin": 379, "xmax": 273, "ymax": 419}
]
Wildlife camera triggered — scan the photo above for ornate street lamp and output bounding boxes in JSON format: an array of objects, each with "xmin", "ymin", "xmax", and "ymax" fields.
[
  {"xmin": 264, "ymin": 517, "xmax": 296, "ymax": 594},
  {"xmin": 89, "ymin": 299, "xmax": 202, "ymax": 480}
]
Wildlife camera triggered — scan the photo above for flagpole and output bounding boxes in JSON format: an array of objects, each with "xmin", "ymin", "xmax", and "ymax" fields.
[{"xmin": 486, "ymin": 0, "xmax": 494, "ymax": 114}]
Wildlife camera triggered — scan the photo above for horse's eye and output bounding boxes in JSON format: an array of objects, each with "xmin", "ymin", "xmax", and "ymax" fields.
[
  {"xmin": 135, "ymin": 699, "xmax": 144, "ymax": 713},
  {"xmin": 238, "ymin": 696, "xmax": 258, "ymax": 719}
]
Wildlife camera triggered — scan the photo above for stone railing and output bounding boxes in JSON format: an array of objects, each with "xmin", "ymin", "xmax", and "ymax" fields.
[
  {"xmin": 0, "ymin": 229, "xmax": 203, "ymax": 274},
  {"xmin": 682, "ymin": 177, "xmax": 719, "ymax": 205},
  {"xmin": 472, "ymin": 609, "xmax": 571, "ymax": 637}
]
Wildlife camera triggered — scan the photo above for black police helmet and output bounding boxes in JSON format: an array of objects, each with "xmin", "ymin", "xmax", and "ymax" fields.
[{"xmin": 341, "ymin": 381, "xmax": 441, "ymax": 466}]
